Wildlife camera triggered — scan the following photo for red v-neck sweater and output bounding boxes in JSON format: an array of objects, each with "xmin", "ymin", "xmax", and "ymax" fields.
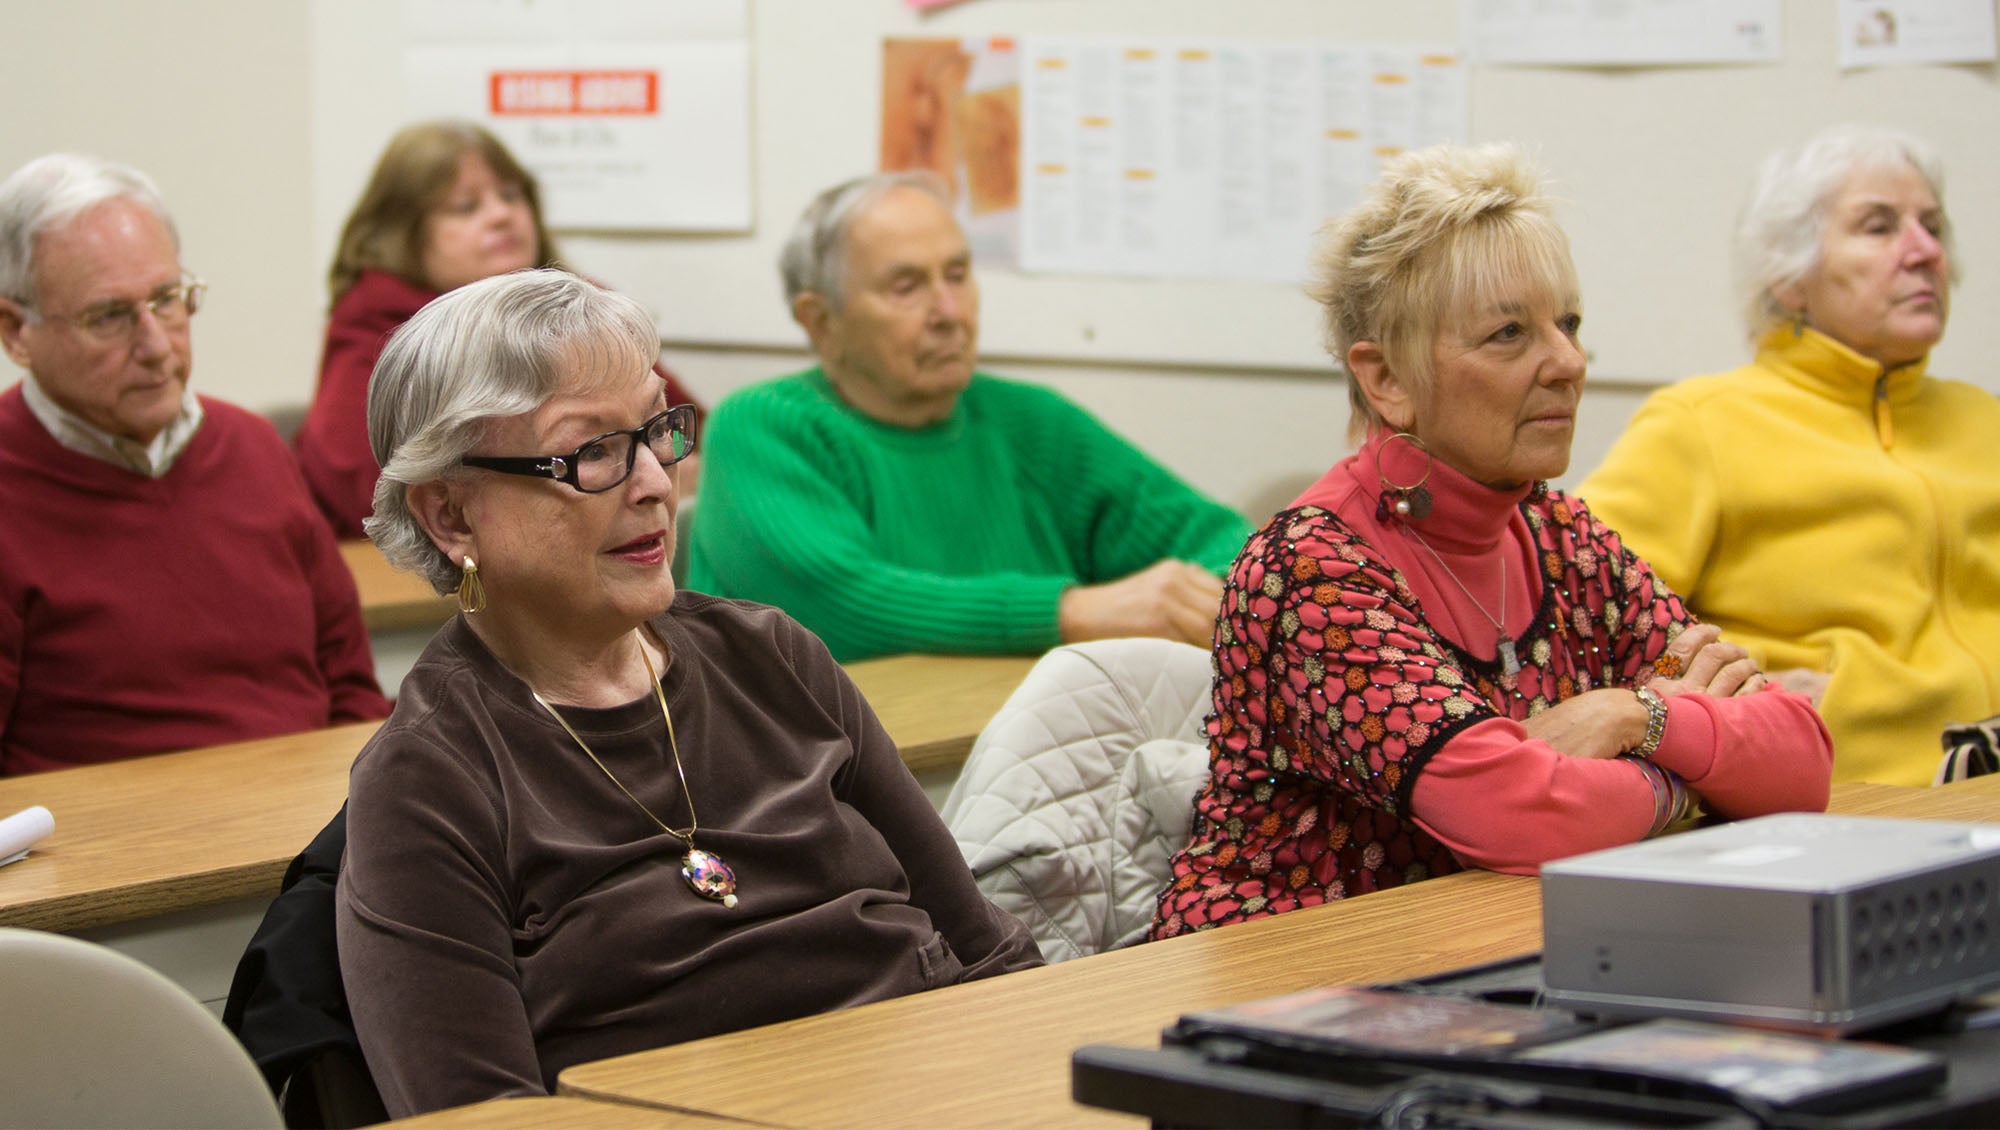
[{"xmin": 0, "ymin": 385, "xmax": 391, "ymax": 775}]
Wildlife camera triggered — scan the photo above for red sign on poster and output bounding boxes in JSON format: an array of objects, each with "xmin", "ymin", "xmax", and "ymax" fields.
[{"xmin": 489, "ymin": 70, "xmax": 659, "ymax": 116}]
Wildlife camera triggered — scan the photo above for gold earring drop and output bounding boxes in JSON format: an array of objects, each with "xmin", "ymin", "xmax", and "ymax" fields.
[{"xmin": 456, "ymin": 555, "xmax": 487, "ymax": 614}]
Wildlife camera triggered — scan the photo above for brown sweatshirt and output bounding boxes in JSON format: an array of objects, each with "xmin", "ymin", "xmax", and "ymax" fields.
[{"xmin": 336, "ymin": 594, "xmax": 1041, "ymax": 1116}]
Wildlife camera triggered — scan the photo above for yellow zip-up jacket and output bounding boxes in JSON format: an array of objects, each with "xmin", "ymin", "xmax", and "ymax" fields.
[{"xmin": 1579, "ymin": 327, "xmax": 2000, "ymax": 786}]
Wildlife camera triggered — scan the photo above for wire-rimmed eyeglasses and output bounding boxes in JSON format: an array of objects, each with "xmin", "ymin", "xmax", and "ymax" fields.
[
  {"xmin": 461, "ymin": 404, "xmax": 698, "ymax": 493},
  {"xmin": 20, "ymin": 273, "xmax": 206, "ymax": 343}
]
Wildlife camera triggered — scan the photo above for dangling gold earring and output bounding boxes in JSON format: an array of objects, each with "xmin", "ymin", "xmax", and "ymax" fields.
[
  {"xmin": 456, "ymin": 555, "xmax": 487, "ymax": 614},
  {"xmin": 1375, "ymin": 431, "xmax": 1434, "ymax": 522}
]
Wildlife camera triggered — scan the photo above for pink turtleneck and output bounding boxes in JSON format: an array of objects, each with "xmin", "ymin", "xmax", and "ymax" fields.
[{"xmin": 1293, "ymin": 430, "xmax": 1830, "ymax": 872}]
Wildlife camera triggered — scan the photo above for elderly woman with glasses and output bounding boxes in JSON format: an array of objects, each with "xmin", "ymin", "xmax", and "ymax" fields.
[
  {"xmin": 1581, "ymin": 125, "xmax": 2000, "ymax": 786},
  {"xmin": 1152, "ymin": 144, "xmax": 1833, "ymax": 939},
  {"xmin": 334, "ymin": 269, "xmax": 1039, "ymax": 1117}
]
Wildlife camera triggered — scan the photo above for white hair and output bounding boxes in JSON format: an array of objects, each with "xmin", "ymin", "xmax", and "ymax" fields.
[
  {"xmin": 1736, "ymin": 124, "xmax": 1954, "ymax": 339},
  {"xmin": 778, "ymin": 171, "xmax": 952, "ymax": 309},
  {"xmin": 0, "ymin": 154, "xmax": 178, "ymax": 308},
  {"xmin": 364, "ymin": 269, "xmax": 663, "ymax": 593}
]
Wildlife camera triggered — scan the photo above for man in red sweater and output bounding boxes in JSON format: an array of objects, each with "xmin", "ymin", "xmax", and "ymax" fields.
[{"xmin": 0, "ymin": 154, "xmax": 391, "ymax": 775}]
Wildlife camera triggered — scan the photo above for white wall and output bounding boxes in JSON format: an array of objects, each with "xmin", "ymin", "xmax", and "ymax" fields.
[
  {"xmin": 0, "ymin": 2, "xmax": 318, "ymax": 421},
  {"xmin": 304, "ymin": 0, "xmax": 2000, "ymax": 516},
  {"xmin": 4, "ymin": 0, "xmax": 1993, "ymax": 523}
]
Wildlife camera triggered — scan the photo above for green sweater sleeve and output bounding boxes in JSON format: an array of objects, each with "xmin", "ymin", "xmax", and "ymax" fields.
[{"xmin": 1020, "ymin": 385, "xmax": 1254, "ymax": 580}]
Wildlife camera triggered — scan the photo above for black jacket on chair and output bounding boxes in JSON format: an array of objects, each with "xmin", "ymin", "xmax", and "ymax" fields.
[{"xmin": 223, "ymin": 805, "xmax": 387, "ymax": 1128}]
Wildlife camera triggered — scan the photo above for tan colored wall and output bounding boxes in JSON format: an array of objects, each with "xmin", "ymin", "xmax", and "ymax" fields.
[{"xmin": 0, "ymin": 1, "xmax": 317, "ymax": 416}]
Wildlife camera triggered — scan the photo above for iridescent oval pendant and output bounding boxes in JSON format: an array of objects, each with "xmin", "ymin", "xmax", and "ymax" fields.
[{"xmin": 681, "ymin": 847, "xmax": 739, "ymax": 908}]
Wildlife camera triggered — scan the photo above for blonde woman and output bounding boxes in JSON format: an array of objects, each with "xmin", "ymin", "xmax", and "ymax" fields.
[{"xmin": 1154, "ymin": 144, "xmax": 1832, "ymax": 938}]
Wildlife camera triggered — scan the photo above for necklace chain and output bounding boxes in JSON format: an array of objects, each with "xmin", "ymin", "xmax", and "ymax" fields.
[
  {"xmin": 530, "ymin": 631, "xmax": 739, "ymax": 907},
  {"xmin": 532, "ymin": 634, "xmax": 699, "ymax": 844},
  {"xmin": 1405, "ymin": 530, "xmax": 1520, "ymax": 674}
]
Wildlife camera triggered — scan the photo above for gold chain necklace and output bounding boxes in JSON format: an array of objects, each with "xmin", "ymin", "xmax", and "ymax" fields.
[
  {"xmin": 1405, "ymin": 530, "xmax": 1520, "ymax": 676},
  {"xmin": 531, "ymin": 634, "xmax": 739, "ymax": 908}
]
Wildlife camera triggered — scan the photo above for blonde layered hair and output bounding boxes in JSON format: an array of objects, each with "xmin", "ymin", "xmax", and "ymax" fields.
[{"xmin": 1310, "ymin": 143, "xmax": 1577, "ymax": 443}]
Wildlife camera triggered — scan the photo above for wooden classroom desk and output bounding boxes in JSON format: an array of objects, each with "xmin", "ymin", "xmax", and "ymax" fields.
[
  {"xmin": 0, "ymin": 652, "xmax": 1033, "ymax": 937},
  {"xmin": 844, "ymin": 652, "xmax": 1037, "ymax": 776},
  {"xmin": 556, "ymin": 779, "xmax": 2000, "ymax": 1130},
  {"xmin": 341, "ymin": 539, "xmax": 456, "ymax": 632},
  {"xmin": 1826, "ymin": 772, "xmax": 2000, "ymax": 822},
  {"xmin": 0, "ymin": 723, "xmax": 374, "ymax": 935}
]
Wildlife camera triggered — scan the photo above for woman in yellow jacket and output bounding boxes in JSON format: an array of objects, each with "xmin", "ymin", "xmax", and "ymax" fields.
[{"xmin": 1581, "ymin": 125, "xmax": 2000, "ymax": 786}]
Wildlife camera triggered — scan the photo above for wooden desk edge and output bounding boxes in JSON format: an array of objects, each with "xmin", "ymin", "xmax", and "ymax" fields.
[
  {"xmin": 898, "ymin": 737, "xmax": 975, "ymax": 778},
  {"xmin": 1, "ymin": 860, "xmax": 287, "ymax": 933},
  {"xmin": 362, "ymin": 602, "xmax": 456, "ymax": 633},
  {"xmin": 0, "ymin": 723, "xmax": 378, "ymax": 933},
  {"xmin": 340, "ymin": 539, "xmax": 455, "ymax": 631}
]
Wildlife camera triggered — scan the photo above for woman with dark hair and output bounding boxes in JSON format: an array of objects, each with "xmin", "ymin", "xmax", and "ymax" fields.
[{"xmin": 294, "ymin": 120, "xmax": 701, "ymax": 538}]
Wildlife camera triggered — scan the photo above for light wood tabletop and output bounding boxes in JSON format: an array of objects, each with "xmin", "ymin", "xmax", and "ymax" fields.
[
  {"xmin": 340, "ymin": 539, "xmax": 457, "ymax": 632},
  {"xmin": 0, "ymin": 724, "xmax": 372, "ymax": 933},
  {"xmin": 843, "ymin": 652, "xmax": 1037, "ymax": 776},
  {"xmin": 0, "ymin": 653, "xmax": 1033, "ymax": 934},
  {"xmin": 560, "ymin": 868, "xmax": 1545, "ymax": 1130},
  {"xmin": 555, "ymin": 779, "xmax": 2000, "ymax": 1130},
  {"xmin": 1825, "ymin": 773, "xmax": 2000, "ymax": 822}
]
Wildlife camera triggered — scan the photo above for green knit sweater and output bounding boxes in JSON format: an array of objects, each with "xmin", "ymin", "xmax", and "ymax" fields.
[{"xmin": 685, "ymin": 368, "xmax": 1253, "ymax": 661}]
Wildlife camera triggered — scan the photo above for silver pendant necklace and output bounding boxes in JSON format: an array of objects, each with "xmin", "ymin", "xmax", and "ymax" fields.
[
  {"xmin": 533, "ymin": 632, "xmax": 739, "ymax": 908},
  {"xmin": 1406, "ymin": 531, "xmax": 1520, "ymax": 675}
]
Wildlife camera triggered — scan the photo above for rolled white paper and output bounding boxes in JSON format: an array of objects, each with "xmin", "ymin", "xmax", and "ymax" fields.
[{"xmin": 0, "ymin": 805, "xmax": 54, "ymax": 867}]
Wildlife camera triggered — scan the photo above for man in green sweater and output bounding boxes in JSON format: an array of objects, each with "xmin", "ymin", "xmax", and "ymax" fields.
[{"xmin": 685, "ymin": 172, "xmax": 1253, "ymax": 662}]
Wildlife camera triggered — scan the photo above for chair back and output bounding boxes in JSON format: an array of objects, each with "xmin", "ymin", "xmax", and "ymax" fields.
[
  {"xmin": 0, "ymin": 927, "xmax": 283, "ymax": 1129},
  {"xmin": 225, "ymin": 804, "xmax": 387, "ymax": 1128},
  {"xmin": 941, "ymin": 638, "xmax": 1214, "ymax": 962}
]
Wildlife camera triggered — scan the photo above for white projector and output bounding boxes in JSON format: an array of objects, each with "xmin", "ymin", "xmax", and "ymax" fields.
[{"xmin": 1541, "ymin": 812, "xmax": 2000, "ymax": 1032}]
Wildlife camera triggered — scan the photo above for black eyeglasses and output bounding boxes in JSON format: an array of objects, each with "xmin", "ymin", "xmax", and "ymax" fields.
[{"xmin": 461, "ymin": 404, "xmax": 697, "ymax": 493}]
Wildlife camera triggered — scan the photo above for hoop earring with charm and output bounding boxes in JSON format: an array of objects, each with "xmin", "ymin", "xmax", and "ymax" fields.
[
  {"xmin": 456, "ymin": 555, "xmax": 487, "ymax": 614},
  {"xmin": 1375, "ymin": 431, "xmax": 1434, "ymax": 522}
]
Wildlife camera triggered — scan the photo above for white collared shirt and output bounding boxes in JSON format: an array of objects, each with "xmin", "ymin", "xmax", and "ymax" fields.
[{"xmin": 21, "ymin": 374, "xmax": 204, "ymax": 478}]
